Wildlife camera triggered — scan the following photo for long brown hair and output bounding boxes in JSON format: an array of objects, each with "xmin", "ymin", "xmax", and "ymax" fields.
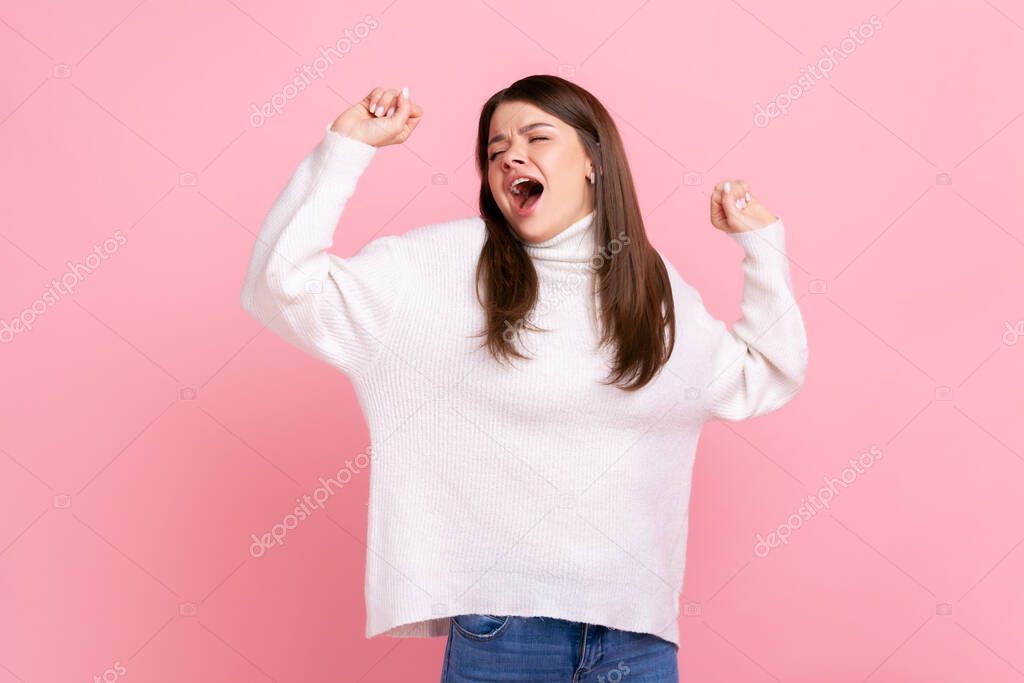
[{"xmin": 472, "ymin": 74, "xmax": 675, "ymax": 392}]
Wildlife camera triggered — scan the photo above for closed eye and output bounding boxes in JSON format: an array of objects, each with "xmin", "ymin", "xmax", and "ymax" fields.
[{"xmin": 489, "ymin": 137, "xmax": 549, "ymax": 161}]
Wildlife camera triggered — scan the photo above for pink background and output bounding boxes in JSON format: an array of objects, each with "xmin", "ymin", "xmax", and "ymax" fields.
[{"xmin": 2, "ymin": 0, "xmax": 1023, "ymax": 681}]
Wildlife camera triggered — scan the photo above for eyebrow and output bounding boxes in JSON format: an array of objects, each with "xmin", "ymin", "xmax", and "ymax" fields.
[{"xmin": 487, "ymin": 122, "xmax": 557, "ymax": 147}]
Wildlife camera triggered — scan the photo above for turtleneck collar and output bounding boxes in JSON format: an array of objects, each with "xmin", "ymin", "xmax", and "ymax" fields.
[{"xmin": 516, "ymin": 210, "xmax": 597, "ymax": 263}]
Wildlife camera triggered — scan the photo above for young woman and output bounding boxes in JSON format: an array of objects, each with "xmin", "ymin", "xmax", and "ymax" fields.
[{"xmin": 241, "ymin": 75, "xmax": 809, "ymax": 683}]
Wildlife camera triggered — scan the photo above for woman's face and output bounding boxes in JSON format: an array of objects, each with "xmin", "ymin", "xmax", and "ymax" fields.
[{"xmin": 486, "ymin": 100, "xmax": 595, "ymax": 244}]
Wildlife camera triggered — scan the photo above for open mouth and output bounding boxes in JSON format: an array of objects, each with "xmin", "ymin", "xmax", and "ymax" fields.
[{"xmin": 510, "ymin": 177, "xmax": 544, "ymax": 211}]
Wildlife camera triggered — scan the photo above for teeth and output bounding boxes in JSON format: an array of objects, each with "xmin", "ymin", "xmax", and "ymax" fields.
[{"xmin": 511, "ymin": 177, "xmax": 535, "ymax": 195}]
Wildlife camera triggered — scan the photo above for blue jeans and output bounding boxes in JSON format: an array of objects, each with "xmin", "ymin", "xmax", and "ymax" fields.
[{"xmin": 441, "ymin": 614, "xmax": 679, "ymax": 682}]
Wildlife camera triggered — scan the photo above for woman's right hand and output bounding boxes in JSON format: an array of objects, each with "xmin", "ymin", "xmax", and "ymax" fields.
[{"xmin": 330, "ymin": 86, "xmax": 423, "ymax": 148}]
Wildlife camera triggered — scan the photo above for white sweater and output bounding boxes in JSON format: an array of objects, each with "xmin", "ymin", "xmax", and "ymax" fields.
[{"xmin": 240, "ymin": 120, "xmax": 809, "ymax": 647}]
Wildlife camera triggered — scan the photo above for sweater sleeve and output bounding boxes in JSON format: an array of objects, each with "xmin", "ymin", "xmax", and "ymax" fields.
[
  {"xmin": 240, "ymin": 121, "xmax": 408, "ymax": 378},
  {"xmin": 696, "ymin": 217, "xmax": 809, "ymax": 422}
]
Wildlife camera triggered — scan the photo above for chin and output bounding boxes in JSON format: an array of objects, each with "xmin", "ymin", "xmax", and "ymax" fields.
[{"xmin": 504, "ymin": 217, "xmax": 530, "ymax": 238}]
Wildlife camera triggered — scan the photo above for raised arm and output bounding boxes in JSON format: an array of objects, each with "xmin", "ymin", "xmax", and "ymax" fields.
[
  {"xmin": 240, "ymin": 86, "xmax": 424, "ymax": 377},
  {"xmin": 693, "ymin": 179, "xmax": 809, "ymax": 421},
  {"xmin": 698, "ymin": 217, "xmax": 809, "ymax": 421}
]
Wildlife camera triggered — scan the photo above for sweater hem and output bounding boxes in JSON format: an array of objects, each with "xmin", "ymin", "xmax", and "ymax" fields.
[{"xmin": 365, "ymin": 571, "xmax": 682, "ymax": 647}]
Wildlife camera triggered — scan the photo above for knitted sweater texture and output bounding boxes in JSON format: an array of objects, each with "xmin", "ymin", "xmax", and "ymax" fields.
[{"xmin": 240, "ymin": 122, "xmax": 810, "ymax": 646}]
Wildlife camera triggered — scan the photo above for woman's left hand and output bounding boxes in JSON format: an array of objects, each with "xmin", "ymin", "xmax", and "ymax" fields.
[{"xmin": 710, "ymin": 179, "xmax": 779, "ymax": 234}]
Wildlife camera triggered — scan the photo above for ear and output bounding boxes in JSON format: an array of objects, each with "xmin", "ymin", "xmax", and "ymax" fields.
[{"xmin": 587, "ymin": 147, "xmax": 602, "ymax": 177}]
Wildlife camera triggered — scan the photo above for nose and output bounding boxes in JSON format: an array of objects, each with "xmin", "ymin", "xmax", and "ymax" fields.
[{"xmin": 500, "ymin": 139, "xmax": 527, "ymax": 170}]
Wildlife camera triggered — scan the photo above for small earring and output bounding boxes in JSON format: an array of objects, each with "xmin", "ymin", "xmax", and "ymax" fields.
[{"xmin": 588, "ymin": 171, "xmax": 595, "ymax": 184}]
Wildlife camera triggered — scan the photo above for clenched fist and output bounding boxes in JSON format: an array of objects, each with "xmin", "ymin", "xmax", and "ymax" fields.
[
  {"xmin": 710, "ymin": 179, "xmax": 779, "ymax": 234},
  {"xmin": 330, "ymin": 86, "xmax": 424, "ymax": 148}
]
